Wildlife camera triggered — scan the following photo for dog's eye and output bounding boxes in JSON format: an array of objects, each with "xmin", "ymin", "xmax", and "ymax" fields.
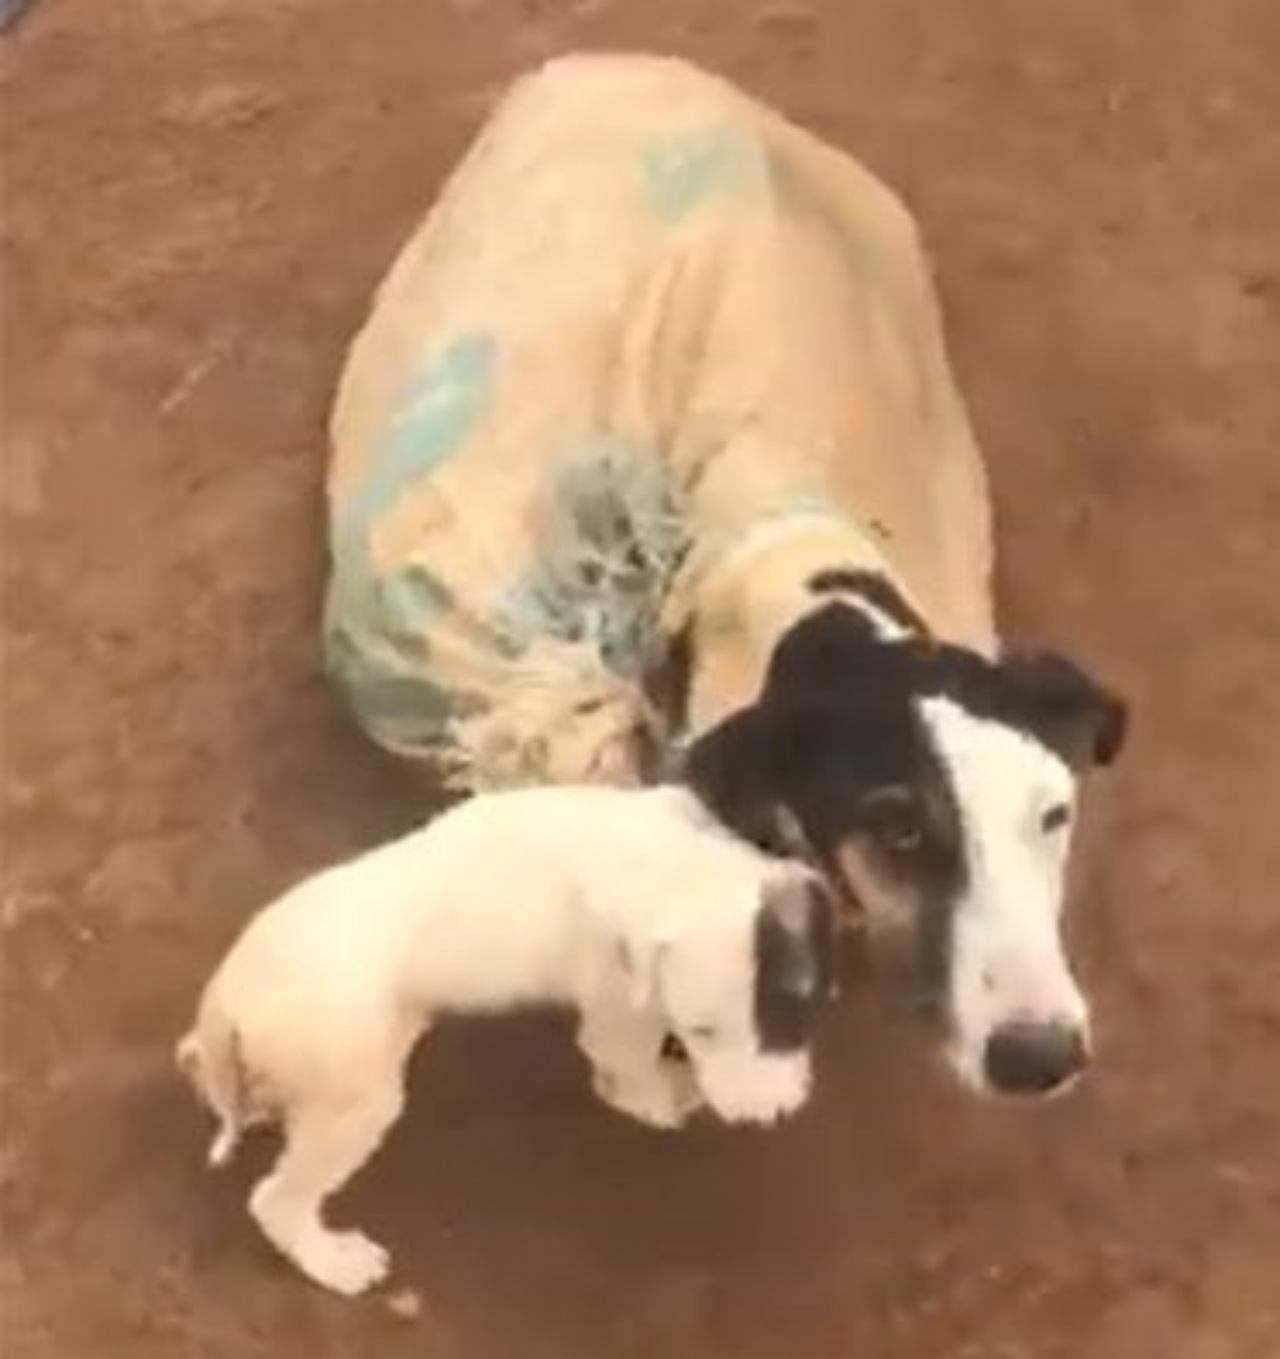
[
  {"xmin": 1041, "ymin": 803, "xmax": 1071, "ymax": 834},
  {"xmin": 686, "ymin": 1023, "xmax": 720, "ymax": 1043},
  {"xmin": 879, "ymin": 820, "xmax": 923, "ymax": 854},
  {"xmin": 863, "ymin": 788, "xmax": 925, "ymax": 855},
  {"xmin": 869, "ymin": 804, "xmax": 923, "ymax": 848}
]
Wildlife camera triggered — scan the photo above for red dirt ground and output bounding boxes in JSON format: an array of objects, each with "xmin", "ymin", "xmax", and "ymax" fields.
[{"xmin": 3, "ymin": 3, "xmax": 1280, "ymax": 1356}]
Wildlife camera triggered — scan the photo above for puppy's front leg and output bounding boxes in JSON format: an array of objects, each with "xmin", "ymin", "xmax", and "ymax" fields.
[
  {"xmin": 249, "ymin": 1084, "xmax": 403, "ymax": 1296},
  {"xmin": 578, "ymin": 1005, "xmax": 702, "ymax": 1130}
]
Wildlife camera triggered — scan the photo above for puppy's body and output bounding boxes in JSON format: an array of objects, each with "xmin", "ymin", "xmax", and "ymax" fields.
[{"xmin": 179, "ymin": 783, "xmax": 829, "ymax": 1296}]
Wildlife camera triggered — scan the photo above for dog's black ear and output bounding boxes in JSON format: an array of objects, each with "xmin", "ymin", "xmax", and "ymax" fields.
[
  {"xmin": 1000, "ymin": 651, "xmax": 1129, "ymax": 770},
  {"xmin": 762, "ymin": 601, "xmax": 879, "ymax": 702},
  {"xmin": 683, "ymin": 705, "xmax": 792, "ymax": 853}
]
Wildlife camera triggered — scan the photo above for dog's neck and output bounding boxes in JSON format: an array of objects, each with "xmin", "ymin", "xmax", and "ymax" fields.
[{"xmin": 681, "ymin": 512, "xmax": 925, "ymax": 735}]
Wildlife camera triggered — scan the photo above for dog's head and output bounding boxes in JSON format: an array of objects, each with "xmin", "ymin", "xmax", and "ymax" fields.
[
  {"xmin": 623, "ymin": 860, "xmax": 837, "ymax": 1125},
  {"xmin": 683, "ymin": 601, "xmax": 1128, "ymax": 1099}
]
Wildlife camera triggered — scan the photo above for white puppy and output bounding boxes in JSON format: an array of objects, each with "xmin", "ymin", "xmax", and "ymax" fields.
[{"xmin": 177, "ymin": 783, "xmax": 833, "ymax": 1296}]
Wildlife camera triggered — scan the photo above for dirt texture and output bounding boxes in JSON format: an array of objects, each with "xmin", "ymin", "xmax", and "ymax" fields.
[{"xmin": 3, "ymin": 3, "xmax": 1280, "ymax": 1357}]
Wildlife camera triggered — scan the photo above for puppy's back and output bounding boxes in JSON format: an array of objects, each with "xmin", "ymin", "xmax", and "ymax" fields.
[{"xmin": 181, "ymin": 783, "xmax": 759, "ymax": 1080}]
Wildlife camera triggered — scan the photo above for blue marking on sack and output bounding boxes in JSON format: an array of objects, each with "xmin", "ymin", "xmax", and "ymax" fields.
[
  {"xmin": 335, "ymin": 330, "xmax": 497, "ymax": 547},
  {"xmin": 488, "ymin": 435, "xmax": 686, "ymax": 677},
  {"xmin": 324, "ymin": 618, "xmax": 453, "ymax": 735},
  {"xmin": 641, "ymin": 128, "xmax": 771, "ymax": 221},
  {"xmin": 377, "ymin": 567, "xmax": 457, "ymax": 648}
]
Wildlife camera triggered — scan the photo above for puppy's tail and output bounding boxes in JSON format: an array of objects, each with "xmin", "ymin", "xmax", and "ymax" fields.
[{"xmin": 176, "ymin": 1014, "xmax": 248, "ymax": 1170}]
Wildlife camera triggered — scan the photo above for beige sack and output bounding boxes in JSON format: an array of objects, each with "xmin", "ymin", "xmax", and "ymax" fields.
[{"xmin": 325, "ymin": 53, "xmax": 994, "ymax": 791}]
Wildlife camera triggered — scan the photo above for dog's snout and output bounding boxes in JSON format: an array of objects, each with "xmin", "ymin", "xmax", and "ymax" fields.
[{"xmin": 983, "ymin": 1020, "xmax": 1088, "ymax": 1096}]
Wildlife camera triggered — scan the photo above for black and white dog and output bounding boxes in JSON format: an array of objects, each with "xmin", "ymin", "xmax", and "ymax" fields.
[
  {"xmin": 680, "ymin": 576, "xmax": 1126, "ymax": 1101},
  {"xmin": 323, "ymin": 54, "xmax": 1131, "ymax": 1104}
]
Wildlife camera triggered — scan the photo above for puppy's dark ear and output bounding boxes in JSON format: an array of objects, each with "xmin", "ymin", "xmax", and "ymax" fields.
[
  {"xmin": 1001, "ymin": 651, "xmax": 1129, "ymax": 770},
  {"xmin": 755, "ymin": 867, "xmax": 837, "ymax": 1049},
  {"xmin": 683, "ymin": 705, "xmax": 790, "ymax": 853},
  {"xmin": 762, "ymin": 865, "xmax": 840, "ymax": 1000}
]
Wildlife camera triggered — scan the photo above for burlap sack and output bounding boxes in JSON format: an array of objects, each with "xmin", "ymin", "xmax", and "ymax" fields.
[{"xmin": 325, "ymin": 53, "xmax": 994, "ymax": 792}]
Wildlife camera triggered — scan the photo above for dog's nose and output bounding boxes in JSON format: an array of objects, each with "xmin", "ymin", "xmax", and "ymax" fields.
[
  {"xmin": 660, "ymin": 1034, "xmax": 690, "ymax": 1063},
  {"xmin": 983, "ymin": 1020, "xmax": 1087, "ymax": 1096}
]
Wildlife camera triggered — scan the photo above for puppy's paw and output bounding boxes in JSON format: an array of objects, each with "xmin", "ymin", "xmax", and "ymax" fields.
[
  {"xmin": 592, "ymin": 1067, "xmax": 696, "ymax": 1131},
  {"xmin": 297, "ymin": 1229, "xmax": 390, "ymax": 1297},
  {"xmin": 660, "ymin": 1057, "xmax": 705, "ymax": 1123}
]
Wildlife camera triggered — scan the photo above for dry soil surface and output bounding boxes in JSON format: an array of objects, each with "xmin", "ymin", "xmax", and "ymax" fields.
[{"xmin": 4, "ymin": 2, "xmax": 1280, "ymax": 1357}]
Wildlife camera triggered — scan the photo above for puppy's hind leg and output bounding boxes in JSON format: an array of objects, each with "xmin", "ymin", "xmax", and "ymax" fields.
[
  {"xmin": 249, "ymin": 1081, "xmax": 404, "ymax": 1297},
  {"xmin": 177, "ymin": 1026, "xmax": 259, "ymax": 1169}
]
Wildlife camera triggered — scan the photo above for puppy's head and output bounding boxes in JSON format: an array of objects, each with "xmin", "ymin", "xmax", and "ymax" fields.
[
  {"xmin": 625, "ymin": 861, "xmax": 836, "ymax": 1126},
  {"xmin": 683, "ymin": 601, "xmax": 1128, "ymax": 1100}
]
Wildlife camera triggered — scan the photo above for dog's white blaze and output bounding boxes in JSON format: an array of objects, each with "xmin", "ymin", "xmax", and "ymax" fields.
[{"xmin": 918, "ymin": 696, "xmax": 1089, "ymax": 1089}]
